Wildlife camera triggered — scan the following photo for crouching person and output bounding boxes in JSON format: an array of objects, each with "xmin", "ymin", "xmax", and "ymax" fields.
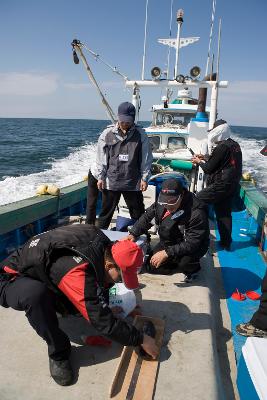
[
  {"xmin": 126, "ymin": 177, "xmax": 210, "ymax": 282},
  {"xmin": 0, "ymin": 225, "xmax": 158, "ymax": 386}
]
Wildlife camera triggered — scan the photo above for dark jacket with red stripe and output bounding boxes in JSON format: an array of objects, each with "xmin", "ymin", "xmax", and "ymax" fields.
[
  {"xmin": 201, "ymin": 138, "xmax": 242, "ymax": 186},
  {"xmin": 129, "ymin": 191, "xmax": 209, "ymax": 260},
  {"xmin": 0, "ymin": 225, "xmax": 143, "ymax": 346}
]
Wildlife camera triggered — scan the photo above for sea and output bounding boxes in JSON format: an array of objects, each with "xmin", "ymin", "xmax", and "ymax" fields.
[{"xmin": 0, "ymin": 118, "xmax": 266, "ymax": 206}]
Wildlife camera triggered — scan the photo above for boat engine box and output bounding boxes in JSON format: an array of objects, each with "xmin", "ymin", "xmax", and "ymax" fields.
[{"xmin": 237, "ymin": 337, "xmax": 267, "ymax": 400}]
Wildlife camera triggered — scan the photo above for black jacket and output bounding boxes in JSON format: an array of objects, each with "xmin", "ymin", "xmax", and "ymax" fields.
[
  {"xmin": 201, "ymin": 138, "xmax": 242, "ymax": 186},
  {"xmin": 129, "ymin": 191, "xmax": 209, "ymax": 261},
  {"xmin": 0, "ymin": 225, "xmax": 143, "ymax": 347}
]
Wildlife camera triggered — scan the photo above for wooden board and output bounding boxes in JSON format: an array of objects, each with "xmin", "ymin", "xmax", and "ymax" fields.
[{"xmin": 109, "ymin": 316, "xmax": 165, "ymax": 400}]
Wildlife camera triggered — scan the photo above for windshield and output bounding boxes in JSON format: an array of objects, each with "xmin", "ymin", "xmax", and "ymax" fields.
[
  {"xmin": 148, "ymin": 136, "xmax": 160, "ymax": 151},
  {"xmin": 168, "ymin": 137, "xmax": 186, "ymax": 149},
  {"xmin": 154, "ymin": 112, "xmax": 193, "ymax": 126}
]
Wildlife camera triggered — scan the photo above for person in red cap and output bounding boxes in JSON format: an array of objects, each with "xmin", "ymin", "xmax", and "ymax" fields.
[{"xmin": 0, "ymin": 224, "xmax": 158, "ymax": 386}]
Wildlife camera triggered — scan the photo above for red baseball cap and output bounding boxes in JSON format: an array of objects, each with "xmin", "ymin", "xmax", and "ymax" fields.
[{"xmin": 111, "ymin": 240, "xmax": 143, "ymax": 289}]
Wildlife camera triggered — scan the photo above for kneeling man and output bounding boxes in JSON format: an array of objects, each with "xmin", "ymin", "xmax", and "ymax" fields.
[{"xmin": 126, "ymin": 177, "xmax": 210, "ymax": 282}]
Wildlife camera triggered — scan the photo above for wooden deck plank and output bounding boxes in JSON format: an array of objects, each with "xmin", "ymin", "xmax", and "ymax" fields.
[{"xmin": 110, "ymin": 316, "xmax": 165, "ymax": 400}]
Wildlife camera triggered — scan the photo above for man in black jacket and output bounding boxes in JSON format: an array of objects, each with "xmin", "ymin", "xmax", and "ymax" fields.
[
  {"xmin": 0, "ymin": 225, "xmax": 158, "ymax": 386},
  {"xmin": 192, "ymin": 120, "xmax": 242, "ymax": 250},
  {"xmin": 126, "ymin": 177, "xmax": 210, "ymax": 282}
]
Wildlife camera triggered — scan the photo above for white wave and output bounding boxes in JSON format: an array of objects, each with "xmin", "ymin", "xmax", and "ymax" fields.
[
  {"xmin": 0, "ymin": 134, "xmax": 266, "ymax": 207},
  {"xmin": 231, "ymin": 133, "xmax": 267, "ymax": 192},
  {"xmin": 0, "ymin": 143, "xmax": 97, "ymax": 206}
]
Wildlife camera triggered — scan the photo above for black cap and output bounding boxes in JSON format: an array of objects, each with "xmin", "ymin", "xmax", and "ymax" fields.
[
  {"xmin": 158, "ymin": 178, "xmax": 184, "ymax": 205},
  {"xmin": 208, "ymin": 119, "xmax": 227, "ymax": 132},
  {"xmin": 118, "ymin": 102, "xmax": 136, "ymax": 123}
]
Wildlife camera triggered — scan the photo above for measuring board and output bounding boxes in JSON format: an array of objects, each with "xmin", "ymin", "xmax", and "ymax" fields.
[{"xmin": 109, "ymin": 316, "xmax": 165, "ymax": 400}]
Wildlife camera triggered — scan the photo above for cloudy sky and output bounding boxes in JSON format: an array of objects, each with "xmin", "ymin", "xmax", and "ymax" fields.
[{"xmin": 1, "ymin": 0, "xmax": 266, "ymax": 127}]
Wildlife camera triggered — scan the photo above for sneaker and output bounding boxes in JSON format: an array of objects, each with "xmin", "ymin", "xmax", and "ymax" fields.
[
  {"xmin": 183, "ymin": 272, "xmax": 199, "ymax": 283},
  {"xmin": 236, "ymin": 323, "xmax": 267, "ymax": 338},
  {"xmin": 49, "ymin": 358, "xmax": 74, "ymax": 386}
]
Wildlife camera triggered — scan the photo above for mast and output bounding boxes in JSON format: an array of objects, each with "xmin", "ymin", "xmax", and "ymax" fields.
[
  {"xmin": 174, "ymin": 9, "xmax": 184, "ymax": 79},
  {"xmin": 141, "ymin": 0, "xmax": 149, "ymax": 80},
  {"xmin": 209, "ymin": 18, "xmax": 222, "ymax": 129},
  {"xmin": 205, "ymin": 0, "xmax": 216, "ymax": 76},
  {"xmin": 166, "ymin": 0, "xmax": 174, "ymax": 79}
]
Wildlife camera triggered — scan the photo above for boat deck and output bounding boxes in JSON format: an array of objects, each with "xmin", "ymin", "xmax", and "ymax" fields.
[
  {"xmin": 215, "ymin": 210, "xmax": 267, "ymax": 363},
  {"xmin": 0, "ymin": 229, "xmax": 237, "ymax": 400}
]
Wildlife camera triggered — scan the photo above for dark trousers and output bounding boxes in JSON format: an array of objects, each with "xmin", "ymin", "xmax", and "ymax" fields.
[
  {"xmin": 214, "ymin": 201, "xmax": 232, "ymax": 246},
  {"xmin": 197, "ymin": 183, "xmax": 235, "ymax": 247},
  {"xmin": 145, "ymin": 242, "xmax": 203, "ymax": 275},
  {"xmin": 250, "ymin": 270, "xmax": 267, "ymax": 330},
  {"xmin": 97, "ymin": 190, "xmax": 145, "ymax": 230},
  {"xmin": 0, "ymin": 276, "xmax": 71, "ymax": 361},
  {"xmin": 86, "ymin": 170, "xmax": 99, "ymax": 224}
]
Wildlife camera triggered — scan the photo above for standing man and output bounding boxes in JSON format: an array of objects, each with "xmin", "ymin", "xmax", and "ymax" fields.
[
  {"xmin": 94, "ymin": 102, "xmax": 153, "ymax": 229},
  {"xmin": 125, "ymin": 177, "xmax": 210, "ymax": 282},
  {"xmin": 192, "ymin": 120, "xmax": 242, "ymax": 251},
  {"xmin": 0, "ymin": 224, "xmax": 158, "ymax": 386}
]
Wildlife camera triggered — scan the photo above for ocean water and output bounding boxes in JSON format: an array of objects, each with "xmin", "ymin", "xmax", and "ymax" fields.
[{"xmin": 0, "ymin": 118, "xmax": 266, "ymax": 206}]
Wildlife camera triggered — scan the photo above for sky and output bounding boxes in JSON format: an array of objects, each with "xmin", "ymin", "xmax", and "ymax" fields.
[{"xmin": 0, "ymin": 0, "xmax": 267, "ymax": 127}]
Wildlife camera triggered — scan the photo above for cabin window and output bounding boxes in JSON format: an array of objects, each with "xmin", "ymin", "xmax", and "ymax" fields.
[
  {"xmin": 168, "ymin": 137, "xmax": 186, "ymax": 149},
  {"xmin": 155, "ymin": 112, "xmax": 193, "ymax": 126},
  {"xmin": 148, "ymin": 136, "xmax": 160, "ymax": 151}
]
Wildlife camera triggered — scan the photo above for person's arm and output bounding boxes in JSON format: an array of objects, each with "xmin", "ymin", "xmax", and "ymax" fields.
[
  {"xmin": 129, "ymin": 203, "xmax": 157, "ymax": 238},
  {"xmin": 58, "ymin": 264, "xmax": 158, "ymax": 357},
  {"xmin": 94, "ymin": 129, "xmax": 110, "ymax": 189},
  {"xmin": 139, "ymin": 128, "xmax": 153, "ymax": 187},
  {"xmin": 194, "ymin": 144, "xmax": 230, "ymax": 175},
  {"xmin": 165, "ymin": 208, "xmax": 209, "ymax": 260},
  {"xmin": 58, "ymin": 262, "xmax": 144, "ymax": 346}
]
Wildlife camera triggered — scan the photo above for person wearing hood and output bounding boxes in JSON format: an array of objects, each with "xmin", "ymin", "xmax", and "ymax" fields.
[
  {"xmin": 192, "ymin": 120, "xmax": 242, "ymax": 250},
  {"xmin": 0, "ymin": 224, "xmax": 158, "ymax": 386},
  {"xmin": 89, "ymin": 102, "xmax": 153, "ymax": 229},
  {"xmin": 125, "ymin": 177, "xmax": 210, "ymax": 282}
]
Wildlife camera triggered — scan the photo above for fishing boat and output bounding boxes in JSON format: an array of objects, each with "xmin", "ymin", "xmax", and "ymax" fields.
[{"xmin": 0, "ymin": 2, "xmax": 267, "ymax": 400}]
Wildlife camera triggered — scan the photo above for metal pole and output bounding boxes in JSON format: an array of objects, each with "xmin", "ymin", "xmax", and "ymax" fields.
[
  {"xmin": 174, "ymin": 9, "xmax": 184, "ymax": 79},
  {"xmin": 73, "ymin": 43, "xmax": 116, "ymax": 124},
  {"xmin": 205, "ymin": 0, "xmax": 216, "ymax": 76},
  {"xmin": 141, "ymin": 0, "xmax": 149, "ymax": 80},
  {"xmin": 166, "ymin": 0, "xmax": 174, "ymax": 79},
  {"xmin": 209, "ymin": 19, "xmax": 221, "ymax": 129}
]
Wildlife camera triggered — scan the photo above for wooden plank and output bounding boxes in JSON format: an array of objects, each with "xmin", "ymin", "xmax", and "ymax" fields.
[{"xmin": 109, "ymin": 316, "xmax": 165, "ymax": 400}]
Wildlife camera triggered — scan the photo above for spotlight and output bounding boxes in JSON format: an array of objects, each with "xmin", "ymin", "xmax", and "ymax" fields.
[
  {"xmin": 175, "ymin": 74, "xmax": 185, "ymax": 83},
  {"xmin": 190, "ymin": 66, "xmax": 201, "ymax": 79},
  {"xmin": 73, "ymin": 50, "xmax": 79, "ymax": 65},
  {"xmin": 151, "ymin": 67, "xmax": 161, "ymax": 79}
]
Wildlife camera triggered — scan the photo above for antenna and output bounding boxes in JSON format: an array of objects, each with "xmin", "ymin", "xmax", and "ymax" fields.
[
  {"xmin": 205, "ymin": 0, "xmax": 216, "ymax": 76},
  {"xmin": 141, "ymin": 0, "xmax": 149, "ymax": 80},
  {"xmin": 174, "ymin": 9, "xmax": 184, "ymax": 79}
]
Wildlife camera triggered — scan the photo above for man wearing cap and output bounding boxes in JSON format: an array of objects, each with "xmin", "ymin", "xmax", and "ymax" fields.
[
  {"xmin": 92, "ymin": 101, "xmax": 153, "ymax": 229},
  {"xmin": 126, "ymin": 177, "xmax": 209, "ymax": 281},
  {"xmin": 192, "ymin": 120, "xmax": 242, "ymax": 250},
  {"xmin": 0, "ymin": 224, "xmax": 158, "ymax": 386}
]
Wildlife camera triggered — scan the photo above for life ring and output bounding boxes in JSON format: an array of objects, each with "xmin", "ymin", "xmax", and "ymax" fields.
[{"xmin": 162, "ymin": 114, "xmax": 173, "ymax": 124}]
